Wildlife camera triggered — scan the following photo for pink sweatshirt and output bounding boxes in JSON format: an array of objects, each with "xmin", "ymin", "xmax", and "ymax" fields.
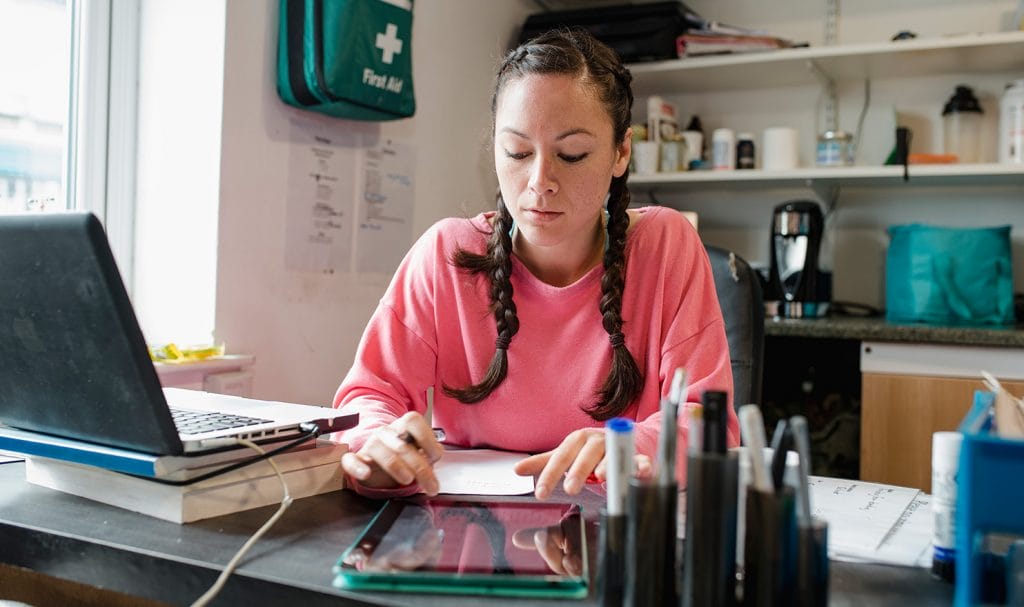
[{"xmin": 333, "ymin": 205, "xmax": 740, "ymax": 492}]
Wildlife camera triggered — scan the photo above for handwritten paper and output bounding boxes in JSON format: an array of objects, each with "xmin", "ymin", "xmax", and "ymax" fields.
[
  {"xmin": 808, "ymin": 476, "xmax": 923, "ymax": 563},
  {"xmin": 284, "ymin": 119, "xmax": 358, "ymax": 273},
  {"xmin": 354, "ymin": 138, "xmax": 415, "ymax": 275},
  {"xmin": 433, "ymin": 449, "xmax": 534, "ymax": 496}
]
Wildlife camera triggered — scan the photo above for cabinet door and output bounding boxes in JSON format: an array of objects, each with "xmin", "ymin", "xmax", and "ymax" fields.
[{"xmin": 861, "ymin": 373, "xmax": 1024, "ymax": 492}]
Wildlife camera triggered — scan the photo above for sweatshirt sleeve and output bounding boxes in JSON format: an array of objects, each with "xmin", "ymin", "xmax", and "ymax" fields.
[{"xmin": 330, "ymin": 224, "xmax": 446, "ymax": 497}]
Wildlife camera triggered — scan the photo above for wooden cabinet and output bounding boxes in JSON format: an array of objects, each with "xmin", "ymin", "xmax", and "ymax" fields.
[
  {"xmin": 859, "ymin": 341, "xmax": 1024, "ymax": 492},
  {"xmin": 860, "ymin": 373, "xmax": 1024, "ymax": 492}
]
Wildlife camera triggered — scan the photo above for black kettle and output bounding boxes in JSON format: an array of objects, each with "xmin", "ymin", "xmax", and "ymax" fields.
[{"xmin": 766, "ymin": 201, "xmax": 828, "ymax": 318}]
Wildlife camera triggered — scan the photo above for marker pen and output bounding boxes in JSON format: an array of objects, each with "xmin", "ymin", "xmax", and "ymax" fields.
[
  {"xmin": 605, "ymin": 417, "xmax": 634, "ymax": 517},
  {"xmin": 599, "ymin": 417, "xmax": 634, "ymax": 607},
  {"xmin": 682, "ymin": 390, "xmax": 738, "ymax": 607}
]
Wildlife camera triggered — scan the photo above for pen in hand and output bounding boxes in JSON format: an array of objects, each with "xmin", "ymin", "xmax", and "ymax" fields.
[{"xmin": 398, "ymin": 428, "xmax": 446, "ymax": 449}]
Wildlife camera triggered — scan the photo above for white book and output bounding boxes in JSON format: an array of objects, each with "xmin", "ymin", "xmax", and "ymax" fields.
[{"xmin": 25, "ymin": 442, "xmax": 348, "ymax": 524}]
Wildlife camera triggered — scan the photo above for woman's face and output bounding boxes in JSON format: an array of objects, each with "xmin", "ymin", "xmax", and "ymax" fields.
[{"xmin": 493, "ymin": 74, "xmax": 630, "ymax": 257}]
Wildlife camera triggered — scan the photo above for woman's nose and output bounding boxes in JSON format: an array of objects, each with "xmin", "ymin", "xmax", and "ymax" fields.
[{"xmin": 528, "ymin": 156, "xmax": 558, "ymax": 195}]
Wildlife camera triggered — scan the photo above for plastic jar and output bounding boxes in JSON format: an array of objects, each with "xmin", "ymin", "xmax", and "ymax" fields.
[
  {"xmin": 999, "ymin": 79, "xmax": 1024, "ymax": 164},
  {"xmin": 736, "ymin": 133, "xmax": 755, "ymax": 169},
  {"xmin": 942, "ymin": 85, "xmax": 983, "ymax": 163},
  {"xmin": 816, "ymin": 130, "xmax": 854, "ymax": 166},
  {"xmin": 712, "ymin": 128, "xmax": 736, "ymax": 170}
]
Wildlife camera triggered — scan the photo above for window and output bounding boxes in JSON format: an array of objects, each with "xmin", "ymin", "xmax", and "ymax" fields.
[
  {"xmin": 0, "ymin": 0, "xmax": 67, "ymax": 213},
  {"xmin": 0, "ymin": 0, "xmax": 138, "ymax": 284}
]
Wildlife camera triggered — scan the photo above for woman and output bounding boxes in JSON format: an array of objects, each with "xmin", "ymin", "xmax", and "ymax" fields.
[{"xmin": 334, "ymin": 29, "xmax": 739, "ymax": 499}]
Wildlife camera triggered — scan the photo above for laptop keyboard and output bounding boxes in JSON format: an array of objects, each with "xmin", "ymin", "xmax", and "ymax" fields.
[{"xmin": 170, "ymin": 407, "xmax": 272, "ymax": 435}]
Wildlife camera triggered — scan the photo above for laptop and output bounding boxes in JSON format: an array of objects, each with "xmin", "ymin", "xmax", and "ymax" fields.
[{"xmin": 0, "ymin": 211, "xmax": 357, "ymax": 455}]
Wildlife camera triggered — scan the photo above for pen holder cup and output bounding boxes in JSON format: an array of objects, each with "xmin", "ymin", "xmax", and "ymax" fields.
[
  {"xmin": 795, "ymin": 518, "xmax": 829, "ymax": 607},
  {"xmin": 742, "ymin": 486, "xmax": 796, "ymax": 607},
  {"xmin": 597, "ymin": 510, "xmax": 626, "ymax": 607},
  {"xmin": 624, "ymin": 480, "xmax": 678, "ymax": 607},
  {"xmin": 683, "ymin": 451, "xmax": 739, "ymax": 607}
]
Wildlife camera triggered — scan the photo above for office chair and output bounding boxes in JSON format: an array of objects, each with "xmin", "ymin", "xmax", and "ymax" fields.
[{"xmin": 704, "ymin": 245, "xmax": 765, "ymax": 408}]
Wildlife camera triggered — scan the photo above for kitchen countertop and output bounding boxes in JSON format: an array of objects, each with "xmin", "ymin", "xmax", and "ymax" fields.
[{"xmin": 765, "ymin": 316, "xmax": 1024, "ymax": 347}]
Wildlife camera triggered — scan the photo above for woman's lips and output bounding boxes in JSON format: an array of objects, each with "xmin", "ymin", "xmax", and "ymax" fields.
[{"xmin": 524, "ymin": 209, "xmax": 562, "ymax": 223}]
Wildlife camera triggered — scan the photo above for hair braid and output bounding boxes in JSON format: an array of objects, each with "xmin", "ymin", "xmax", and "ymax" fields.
[
  {"xmin": 443, "ymin": 199, "xmax": 520, "ymax": 403},
  {"xmin": 587, "ymin": 175, "xmax": 643, "ymax": 420}
]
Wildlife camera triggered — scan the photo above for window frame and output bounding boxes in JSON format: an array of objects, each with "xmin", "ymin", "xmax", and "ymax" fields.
[{"xmin": 65, "ymin": 0, "xmax": 139, "ymax": 289}]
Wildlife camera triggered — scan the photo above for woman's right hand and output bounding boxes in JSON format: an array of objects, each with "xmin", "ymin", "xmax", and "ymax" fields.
[{"xmin": 340, "ymin": 412, "xmax": 443, "ymax": 495}]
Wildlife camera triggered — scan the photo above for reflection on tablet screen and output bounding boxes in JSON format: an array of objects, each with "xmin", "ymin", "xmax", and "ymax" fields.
[{"xmin": 334, "ymin": 498, "xmax": 588, "ymax": 598}]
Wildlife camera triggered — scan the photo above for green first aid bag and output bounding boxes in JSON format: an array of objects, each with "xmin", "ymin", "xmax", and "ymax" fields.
[
  {"xmin": 277, "ymin": 0, "xmax": 415, "ymax": 121},
  {"xmin": 886, "ymin": 224, "xmax": 1015, "ymax": 326}
]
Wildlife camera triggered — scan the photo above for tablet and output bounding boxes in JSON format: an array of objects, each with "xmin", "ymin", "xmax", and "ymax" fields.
[{"xmin": 333, "ymin": 497, "xmax": 588, "ymax": 598}]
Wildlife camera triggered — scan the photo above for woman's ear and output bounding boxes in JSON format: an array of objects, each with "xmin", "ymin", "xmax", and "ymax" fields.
[{"xmin": 613, "ymin": 128, "xmax": 632, "ymax": 178}]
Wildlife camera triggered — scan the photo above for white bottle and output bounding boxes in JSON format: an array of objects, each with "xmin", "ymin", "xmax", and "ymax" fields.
[
  {"xmin": 931, "ymin": 431, "xmax": 963, "ymax": 582},
  {"xmin": 1000, "ymin": 79, "xmax": 1024, "ymax": 164},
  {"xmin": 712, "ymin": 128, "xmax": 736, "ymax": 171}
]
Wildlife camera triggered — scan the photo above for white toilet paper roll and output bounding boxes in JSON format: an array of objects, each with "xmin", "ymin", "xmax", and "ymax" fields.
[{"xmin": 762, "ymin": 127, "xmax": 800, "ymax": 170}]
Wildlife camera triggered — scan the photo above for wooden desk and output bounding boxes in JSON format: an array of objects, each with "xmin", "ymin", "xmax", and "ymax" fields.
[{"xmin": 0, "ymin": 463, "xmax": 952, "ymax": 606}]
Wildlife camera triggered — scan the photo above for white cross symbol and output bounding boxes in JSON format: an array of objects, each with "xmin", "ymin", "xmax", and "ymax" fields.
[{"xmin": 375, "ymin": 23, "xmax": 403, "ymax": 65}]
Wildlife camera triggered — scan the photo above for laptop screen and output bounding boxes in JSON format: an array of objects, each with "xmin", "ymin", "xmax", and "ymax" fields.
[{"xmin": 0, "ymin": 212, "xmax": 184, "ymax": 454}]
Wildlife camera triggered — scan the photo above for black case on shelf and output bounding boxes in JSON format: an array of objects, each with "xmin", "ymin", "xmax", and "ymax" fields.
[{"xmin": 518, "ymin": 1, "xmax": 697, "ymax": 62}]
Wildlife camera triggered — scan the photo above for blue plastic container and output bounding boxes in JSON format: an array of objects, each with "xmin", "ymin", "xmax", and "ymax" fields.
[{"xmin": 955, "ymin": 391, "xmax": 1024, "ymax": 605}]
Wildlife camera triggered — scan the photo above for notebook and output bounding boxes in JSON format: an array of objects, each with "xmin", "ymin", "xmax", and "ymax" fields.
[{"xmin": 0, "ymin": 211, "xmax": 356, "ymax": 456}]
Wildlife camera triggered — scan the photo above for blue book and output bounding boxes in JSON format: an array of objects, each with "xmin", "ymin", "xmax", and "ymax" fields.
[{"xmin": 0, "ymin": 426, "xmax": 307, "ymax": 478}]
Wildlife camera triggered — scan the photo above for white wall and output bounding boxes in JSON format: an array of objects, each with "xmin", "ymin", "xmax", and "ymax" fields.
[{"xmin": 213, "ymin": 0, "xmax": 533, "ymax": 405}]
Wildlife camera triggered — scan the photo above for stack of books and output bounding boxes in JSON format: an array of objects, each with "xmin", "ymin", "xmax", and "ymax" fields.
[
  {"xmin": 676, "ymin": 32, "xmax": 796, "ymax": 57},
  {"xmin": 1, "ymin": 427, "xmax": 347, "ymax": 523}
]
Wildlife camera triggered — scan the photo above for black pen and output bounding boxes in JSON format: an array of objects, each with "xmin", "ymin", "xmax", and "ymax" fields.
[
  {"xmin": 769, "ymin": 420, "xmax": 790, "ymax": 492},
  {"xmin": 398, "ymin": 428, "xmax": 446, "ymax": 448}
]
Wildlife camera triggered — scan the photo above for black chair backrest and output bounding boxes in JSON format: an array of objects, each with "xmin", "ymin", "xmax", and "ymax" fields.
[{"xmin": 704, "ymin": 245, "xmax": 765, "ymax": 408}]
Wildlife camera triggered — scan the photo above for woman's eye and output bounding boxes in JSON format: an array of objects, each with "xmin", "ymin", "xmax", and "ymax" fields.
[
  {"xmin": 560, "ymin": 153, "xmax": 588, "ymax": 163},
  {"xmin": 504, "ymin": 150, "xmax": 530, "ymax": 160}
]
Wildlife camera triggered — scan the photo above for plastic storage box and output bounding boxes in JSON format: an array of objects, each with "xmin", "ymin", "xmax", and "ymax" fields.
[{"xmin": 956, "ymin": 390, "xmax": 1024, "ymax": 605}]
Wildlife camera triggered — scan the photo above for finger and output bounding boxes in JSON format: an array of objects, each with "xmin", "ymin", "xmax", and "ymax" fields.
[
  {"xmin": 533, "ymin": 528, "xmax": 566, "ymax": 574},
  {"xmin": 397, "ymin": 412, "xmax": 444, "ymax": 464},
  {"xmin": 592, "ymin": 457, "xmax": 608, "ymax": 482},
  {"xmin": 534, "ymin": 439, "xmax": 582, "ymax": 500},
  {"xmin": 513, "ymin": 451, "xmax": 551, "ymax": 477},
  {"xmin": 340, "ymin": 451, "xmax": 373, "ymax": 481},
  {"xmin": 635, "ymin": 454, "xmax": 654, "ymax": 480},
  {"xmin": 512, "ymin": 526, "xmax": 544, "ymax": 550},
  {"xmin": 561, "ymin": 432, "xmax": 605, "ymax": 495},
  {"xmin": 376, "ymin": 429, "xmax": 441, "ymax": 495}
]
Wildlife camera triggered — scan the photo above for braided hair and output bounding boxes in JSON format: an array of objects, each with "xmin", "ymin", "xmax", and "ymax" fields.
[{"xmin": 443, "ymin": 28, "xmax": 642, "ymax": 421}]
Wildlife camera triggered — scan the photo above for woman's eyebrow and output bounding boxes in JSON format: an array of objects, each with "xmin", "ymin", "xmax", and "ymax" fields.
[{"xmin": 497, "ymin": 127, "xmax": 596, "ymax": 140}]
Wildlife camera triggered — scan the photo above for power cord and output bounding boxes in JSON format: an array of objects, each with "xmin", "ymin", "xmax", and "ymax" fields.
[{"xmin": 190, "ymin": 437, "xmax": 294, "ymax": 607}]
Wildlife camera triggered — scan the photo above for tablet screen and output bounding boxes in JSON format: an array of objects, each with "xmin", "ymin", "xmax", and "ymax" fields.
[{"xmin": 333, "ymin": 497, "xmax": 588, "ymax": 598}]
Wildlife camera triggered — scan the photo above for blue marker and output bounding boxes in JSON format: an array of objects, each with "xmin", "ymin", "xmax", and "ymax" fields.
[{"xmin": 605, "ymin": 417, "xmax": 635, "ymax": 516}]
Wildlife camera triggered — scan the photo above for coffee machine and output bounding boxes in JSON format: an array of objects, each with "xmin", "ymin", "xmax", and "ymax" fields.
[{"xmin": 766, "ymin": 201, "xmax": 829, "ymax": 318}]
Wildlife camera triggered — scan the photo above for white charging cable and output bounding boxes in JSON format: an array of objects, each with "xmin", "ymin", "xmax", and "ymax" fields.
[{"xmin": 190, "ymin": 438, "xmax": 293, "ymax": 607}]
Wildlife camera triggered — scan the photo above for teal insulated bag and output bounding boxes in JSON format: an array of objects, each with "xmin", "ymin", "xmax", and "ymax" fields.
[
  {"xmin": 886, "ymin": 224, "xmax": 1015, "ymax": 326},
  {"xmin": 278, "ymin": 0, "xmax": 415, "ymax": 121}
]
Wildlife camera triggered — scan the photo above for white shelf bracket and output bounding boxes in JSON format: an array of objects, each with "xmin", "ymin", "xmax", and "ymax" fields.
[{"xmin": 808, "ymin": 60, "xmax": 839, "ymax": 133}]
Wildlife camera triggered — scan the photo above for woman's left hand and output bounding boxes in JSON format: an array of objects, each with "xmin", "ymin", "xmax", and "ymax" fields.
[{"xmin": 513, "ymin": 428, "xmax": 652, "ymax": 500}]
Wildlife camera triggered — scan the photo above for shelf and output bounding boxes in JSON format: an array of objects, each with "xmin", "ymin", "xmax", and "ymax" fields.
[
  {"xmin": 628, "ymin": 163, "xmax": 1024, "ymax": 191},
  {"xmin": 628, "ymin": 31, "xmax": 1024, "ymax": 95}
]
